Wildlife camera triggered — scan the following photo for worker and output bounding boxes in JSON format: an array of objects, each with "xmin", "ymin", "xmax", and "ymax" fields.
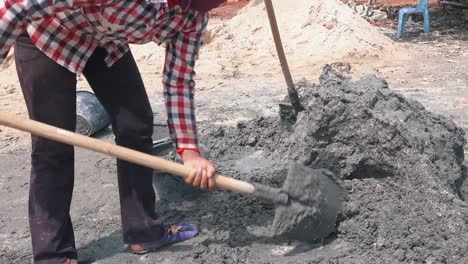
[{"xmin": 0, "ymin": 0, "xmax": 226, "ymax": 263}]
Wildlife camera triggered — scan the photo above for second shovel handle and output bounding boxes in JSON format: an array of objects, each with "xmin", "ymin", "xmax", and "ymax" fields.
[
  {"xmin": 264, "ymin": 0, "xmax": 294, "ymax": 90},
  {"xmin": 0, "ymin": 112, "xmax": 256, "ymax": 195}
]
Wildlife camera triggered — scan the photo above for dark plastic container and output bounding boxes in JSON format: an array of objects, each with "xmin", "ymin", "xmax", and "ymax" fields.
[{"xmin": 152, "ymin": 137, "xmax": 208, "ymax": 203}]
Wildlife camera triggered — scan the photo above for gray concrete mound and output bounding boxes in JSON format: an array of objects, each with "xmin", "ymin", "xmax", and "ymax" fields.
[
  {"xmin": 194, "ymin": 66, "xmax": 468, "ymax": 263},
  {"xmin": 292, "ymin": 65, "xmax": 465, "ymax": 194}
]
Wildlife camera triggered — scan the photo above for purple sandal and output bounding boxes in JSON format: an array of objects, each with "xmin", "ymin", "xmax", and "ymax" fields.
[{"xmin": 130, "ymin": 222, "xmax": 198, "ymax": 254}]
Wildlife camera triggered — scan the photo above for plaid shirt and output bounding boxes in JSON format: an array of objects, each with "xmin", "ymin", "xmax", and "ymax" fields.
[{"xmin": 0, "ymin": 0, "xmax": 208, "ymax": 150}]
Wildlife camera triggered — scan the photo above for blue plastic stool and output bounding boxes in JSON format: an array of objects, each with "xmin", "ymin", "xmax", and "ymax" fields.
[{"xmin": 397, "ymin": 0, "xmax": 430, "ymax": 37}]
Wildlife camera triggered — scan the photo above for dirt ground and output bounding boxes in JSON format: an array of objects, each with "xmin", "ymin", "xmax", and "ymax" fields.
[{"xmin": 0, "ymin": 3, "xmax": 467, "ymax": 264}]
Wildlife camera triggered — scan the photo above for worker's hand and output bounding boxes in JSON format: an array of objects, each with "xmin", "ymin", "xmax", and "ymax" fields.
[{"xmin": 181, "ymin": 150, "xmax": 216, "ymax": 192}]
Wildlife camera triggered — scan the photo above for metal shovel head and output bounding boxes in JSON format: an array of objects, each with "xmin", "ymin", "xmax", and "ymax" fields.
[{"xmin": 272, "ymin": 164, "xmax": 343, "ymax": 242}]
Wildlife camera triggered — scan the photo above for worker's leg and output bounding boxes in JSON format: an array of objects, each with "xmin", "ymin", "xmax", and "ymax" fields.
[
  {"xmin": 14, "ymin": 33, "xmax": 78, "ymax": 264},
  {"xmin": 82, "ymin": 48, "xmax": 164, "ymax": 244}
]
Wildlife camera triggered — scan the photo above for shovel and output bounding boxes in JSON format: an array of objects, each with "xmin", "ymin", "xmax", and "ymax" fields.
[
  {"xmin": 0, "ymin": 112, "xmax": 343, "ymax": 242},
  {"xmin": 264, "ymin": 0, "xmax": 304, "ymax": 114}
]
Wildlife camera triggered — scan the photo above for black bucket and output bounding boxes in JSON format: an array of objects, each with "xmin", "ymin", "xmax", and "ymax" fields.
[
  {"xmin": 76, "ymin": 91, "xmax": 111, "ymax": 136},
  {"xmin": 152, "ymin": 137, "xmax": 209, "ymax": 203}
]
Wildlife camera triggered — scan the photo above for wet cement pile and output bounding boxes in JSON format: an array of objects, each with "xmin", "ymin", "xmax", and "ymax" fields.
[
  {"xmin": 187, "ymin": 66, "xmax": 468, "ymax": 263},
  {"xmin": 204, "ymin": 66, "xmax": 466, "ymax": 191}
]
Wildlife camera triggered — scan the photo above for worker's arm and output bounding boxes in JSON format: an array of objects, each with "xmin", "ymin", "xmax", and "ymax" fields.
[
  {"xmin": 163, "ymin": 8, "xmax": 207, "ymax": 152},
  {"xmin": 163, "ymin": 10, "xmax": 215, "ymax": 191},
  {"xmin": 0, "ymin": 0, "xmax": 116, "ymax": 63}
]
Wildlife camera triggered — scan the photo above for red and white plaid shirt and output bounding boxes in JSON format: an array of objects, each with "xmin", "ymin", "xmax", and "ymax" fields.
[{"xmin": 0, "ymin": 0, "xmax": 208, "ymax": 151}]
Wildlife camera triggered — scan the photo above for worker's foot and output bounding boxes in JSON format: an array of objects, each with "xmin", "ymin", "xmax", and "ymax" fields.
[{"xmin": 130, "ymin": 222, "xmax": 198, "ymax": 254}]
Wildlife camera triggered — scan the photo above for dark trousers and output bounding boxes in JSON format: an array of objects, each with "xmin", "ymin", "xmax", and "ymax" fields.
[{"xmin": 14, "ymin": 33, "xmax": 164, "ymax": 264}]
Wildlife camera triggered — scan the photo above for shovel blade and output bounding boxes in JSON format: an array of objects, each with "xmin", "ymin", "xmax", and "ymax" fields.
[{"xmin": 272, "ymin": 164, "xmax": 343, "ymax": 242}]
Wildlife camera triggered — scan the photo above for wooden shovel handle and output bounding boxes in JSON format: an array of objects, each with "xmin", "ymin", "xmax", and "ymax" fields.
[
  {"xmin": 0, "ymin": 112, "xmax": 255, "ymax": 195},
  {"xmin": 264, "ymin": 0, "xmax": 294, "ymax": 90}
]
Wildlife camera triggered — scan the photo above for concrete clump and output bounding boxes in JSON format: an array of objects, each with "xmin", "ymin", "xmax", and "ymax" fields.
[{"xmin": 292, "ymin": 65, "xmax": 465, "ymax": 192}]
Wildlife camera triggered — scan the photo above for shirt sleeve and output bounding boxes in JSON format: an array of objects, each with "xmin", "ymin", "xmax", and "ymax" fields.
[
  {"xmin": 163, "ymin": 9, "xmax": 208, "ymax": 150},
  {"xmin": 0, "ymin": 0, "xmax": 115, "ymax": 63}
]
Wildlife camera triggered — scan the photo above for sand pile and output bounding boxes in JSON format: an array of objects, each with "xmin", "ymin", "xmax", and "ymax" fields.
[
  {"xmin": 202, "ymin": 0, "xmax": 403, "ymax": 77},
  {"xmin": 193, "ymin": 67, "xmax": 468, "ymax": 263}
]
